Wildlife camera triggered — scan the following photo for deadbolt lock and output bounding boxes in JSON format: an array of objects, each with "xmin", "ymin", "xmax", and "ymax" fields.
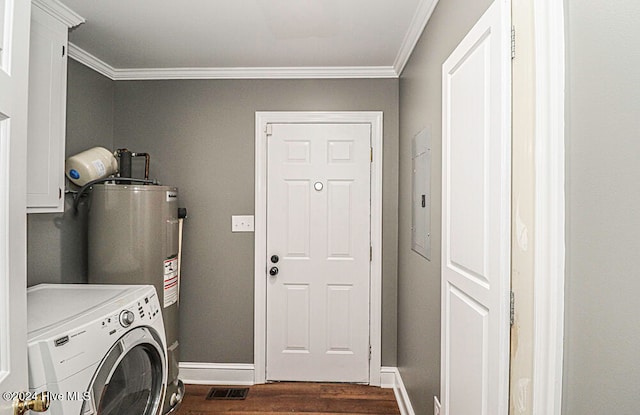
[{"xmin": 13, "ymin": 392, "xmax": 50, "ymax": 415}]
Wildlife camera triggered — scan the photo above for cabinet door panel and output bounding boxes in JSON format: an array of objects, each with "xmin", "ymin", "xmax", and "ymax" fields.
[{"xmin": 26, "ymin": 6, "xmax": 67, "ymax": 212}]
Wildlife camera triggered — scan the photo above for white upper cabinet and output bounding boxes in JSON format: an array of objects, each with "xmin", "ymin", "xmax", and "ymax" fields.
[{"xmin": 27, "ymin": 0, "xmax": 83, "ymax": 213}]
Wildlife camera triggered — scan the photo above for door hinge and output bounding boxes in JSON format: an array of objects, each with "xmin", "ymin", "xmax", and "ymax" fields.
[
  {"xmin": 59, "ymin": 188, "xmax": 62, "ymax": 199},
  {"xmin": 265, "ymin": 123, "xmax": 273, "ymax": 136},
  {"xmin": 511, "ymin": 26, "xmax": 516, "ymax": 60},
  {"xmin": 370, "ymin": 246, "xmax": 372, "ymax": 262},
  {"xmin": 62, "ymin": 45, "xmax": 66, "ymax": 57},
  {"xmin": 370, "ymin": 147, "xmax": 373, "ymax": 162},
  {"xmin": 369, "ymin": 345, "xmax": 372, "ymax": 361},
  {"xmin": 510, "ymin": 291, "xmax": 515, "ymax": 326}
]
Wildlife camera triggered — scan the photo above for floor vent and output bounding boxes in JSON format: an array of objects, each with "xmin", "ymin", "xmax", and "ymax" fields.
[{"xmin": 206, "ymin": 387, "xmax": 249, "ymax": 400}]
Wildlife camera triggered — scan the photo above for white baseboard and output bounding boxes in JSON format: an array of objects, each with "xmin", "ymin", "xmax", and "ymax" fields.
[
  {"xmin": 381, "ymin": 367, "xmax": 416, "ymax": 415},
  {"xmin": 380, "ymin": 366, "xmax": 397, "ymax": 388},
  {"xmin": 179, "ymin": 363, "xmax": 415, "ymax": 415},
  {"xmin": 179, "ymin": 362, "xmax": 255, "ymax": 385}
]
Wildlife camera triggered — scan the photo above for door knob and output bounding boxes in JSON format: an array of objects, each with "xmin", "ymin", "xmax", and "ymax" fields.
[
  {"xmin": 13, "ymin": 392, "xmax": 50, "ymax": 415},
  {"xmin": 269, "ymin": 266, "xmax": 279, "ymax": 276},
  {"xmin": 270, "ymin": 255, "xmax": 279, "ymax": 264}
]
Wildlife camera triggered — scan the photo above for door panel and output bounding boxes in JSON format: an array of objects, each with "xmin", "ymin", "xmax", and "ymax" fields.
[
  {"xmin": 447, "ymin": 286, "xmax": 488, "ymax": 414},
  {"xmin": 326, "ymin": 285, "xmax": 353, "ymax": 353},
  {"xmin": 266, "ymin": 123, "xmax": 371, "ymax": 383},
  {"xmin": 441, "ymin": 1, "xmax": 511, "ymax": 414},
  {"xmin": 284, "ymin": 180, "xmax": 310, "ymax": 257},
  {"xmin": 283, "ymin": 284, "xmax": 310, "ymax": 352},
  {"xmin": 327, "ymin": 180, "xmax": 354, "ymax": 257}
]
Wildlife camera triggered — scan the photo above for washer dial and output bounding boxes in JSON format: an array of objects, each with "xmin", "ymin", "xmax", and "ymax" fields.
[{"xmin": 119, "ymin": 310, "xmax": 135, "ymax": 327}]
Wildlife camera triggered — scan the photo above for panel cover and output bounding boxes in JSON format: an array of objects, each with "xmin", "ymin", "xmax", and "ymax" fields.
[
  {"xmin": 328, "ymin": 140, "xmax": 353, "ymax": 163},
  {"xmin": 285, "ymin": 140, "xmax": 310, "ymax": 163},
  {"xmin": 447, "ymin": 285, "xmax": 488, "ymax": 414},
  {"xmin": 285, "ymin": 180, "xmax": 310, "ymax": 258},
  {"xmin": 326, "ymin": 285, "xmax": 353, "ymax": 353},
  {"xmin": 284, "ymin": 284, "xmax": 310, "ymax": 352},
  {"xmin": 327, "ymin": 180, "xmax": 353, "ymax": 258},
  {"xmin": 448, "ymin": 39, "xmax": 490, "ymax": 286}
]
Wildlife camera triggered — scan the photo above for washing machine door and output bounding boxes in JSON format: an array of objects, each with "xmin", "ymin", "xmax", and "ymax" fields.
[{"xmin": 82, "ymin": 327, "xmax": 167, "ymax": 415}]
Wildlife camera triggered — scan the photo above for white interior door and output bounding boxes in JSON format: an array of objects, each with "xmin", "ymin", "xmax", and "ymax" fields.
[
  {"xmin": 266, "ymin": 123, "xmax": 371, "ymax": 383},
  {"xmin": 0, "ymin": 0, "xmax": 31, "ymax": 412},
  {"xmin": 441, "ymin": 1, "xmax": 511, "ymax": 414}
]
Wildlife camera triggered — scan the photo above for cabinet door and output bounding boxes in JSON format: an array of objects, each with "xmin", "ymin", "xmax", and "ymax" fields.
[{"xmin": 26, "ymin": 5, "xmax": 67, "ymax": 212}]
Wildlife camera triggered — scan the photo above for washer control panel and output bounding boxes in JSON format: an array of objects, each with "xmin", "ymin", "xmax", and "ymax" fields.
[
  {"xmin": 137, "ymin": 294, "xmax": 161, "ymax": 321},
  {"xmin": 100, "ymin": 293, "xmax": 161, "ymax": 336}
]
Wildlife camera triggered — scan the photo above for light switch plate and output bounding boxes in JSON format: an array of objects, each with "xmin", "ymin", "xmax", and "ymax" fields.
[{"xmin": 232, "ymin": 215, "xmax": 254, "ymax": 232}]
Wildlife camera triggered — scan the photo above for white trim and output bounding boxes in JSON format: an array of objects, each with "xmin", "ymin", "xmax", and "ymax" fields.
[
  {"xmin": 31, "ymin": 0, "xmax": 84, "ymax": 28},
  {"xmin": 68, "ymin": 43, "xmax": 117, "ymax": 80},
  {"xmin": 179, "ymin": 363, "xmax": 255, "ymax": 386},
  {"xmin": 254, "ymin": 111, "xmax": 383, "ymax": 386},
  {"xmin": 108, "ymin": 66, "xmax": 398, "ymax": 81},
  {"xmin": 380, "ymin": 367, "xmax": 416, "ymax": 415},
  {"xmin": 379, "ymin": 366, "xmax": 397, "ymax": 389},
  {"xmin": 392, "ymin": 0, "xmax": 440, "ymax": 76},
  {"xmin": 531, "ymin": 1, "xmax": 565, "ymax": 415},
  {"xmin": 67, "ymin": 44, "xmax": 397, "ymax": 80}
]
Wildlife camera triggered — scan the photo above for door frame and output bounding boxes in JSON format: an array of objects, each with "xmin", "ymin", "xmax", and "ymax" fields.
[
  {"xmin": 0, "ymin": 0, "xmax": 31, "ymax": 408},
  {"xmin": 254, "ymin": 111, "xmax": 383, "ymax": 386},
  {"xmin": 530, "ymin": 1, "xmax": 566, "ymax": 413},
  {"xmin": 509, "ymin": 0, "xmax": 566, "ymax": 413}
]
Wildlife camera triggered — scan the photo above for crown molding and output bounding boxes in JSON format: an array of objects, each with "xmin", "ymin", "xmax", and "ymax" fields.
[
  {"xmin": 393, "ymin": 0, "xmax": 440, "ymax": 76},
  {"xmin": 68, "ymin": 0, "xmax": 442, "ymax": 81},
  {"xmin": 32, "ymin": 0, "xmax": 85, "ymax": 28},
  {"xmin": 68, "ymin": 43, "xmax": 117, "ymax": 79},
  {"xmin": 111, "ymin": 66, "xmax": 398, "ymax": 80},
  {"xmin": 68, "ymin": 43, "xmax": 398, "ymax": 80}
]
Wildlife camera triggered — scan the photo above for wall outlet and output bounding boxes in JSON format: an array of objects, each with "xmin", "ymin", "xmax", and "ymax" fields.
[
  {"xmin": 232, "ymin": 215, "xmax": 254, "ymax": 232},
  {"xmin": 434, "ymin": 396, "xmax": 441, "ymax": 415}
]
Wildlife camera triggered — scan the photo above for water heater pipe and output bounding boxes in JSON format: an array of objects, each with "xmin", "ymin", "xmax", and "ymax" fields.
[
  {"xmin": 118, "ymin": 149, "xmax": 132, "ymax": 179},
  {"xmin": 115, "ymin": 149, "xmax": 151, "ymax": 180},
  {"xmin": 133, "ymin": 153, "xmax": 151, "ymax": 180}
]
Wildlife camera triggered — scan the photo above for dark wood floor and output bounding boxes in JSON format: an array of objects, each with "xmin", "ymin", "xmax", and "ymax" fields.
[{"xmin": 175, "ymin": 383, "xmax": 401, "ymax": 415}]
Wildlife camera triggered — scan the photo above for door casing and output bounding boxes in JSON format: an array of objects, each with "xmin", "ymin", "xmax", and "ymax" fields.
[
  {"xmin": 254, "ymin": 111, "xmax": 383, "ymax": 385},
  {"xmin": 0, "ymin": 0, "xmax": 31, "ymax": 409}
]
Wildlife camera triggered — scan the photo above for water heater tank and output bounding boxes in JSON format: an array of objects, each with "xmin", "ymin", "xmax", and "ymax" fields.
[{"xmin": 87, "ymin": 183, "xmax": 183, "ymax": 413}]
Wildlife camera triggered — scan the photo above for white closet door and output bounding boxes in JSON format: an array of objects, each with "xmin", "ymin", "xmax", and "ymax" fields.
[{"xmin": 441, "ymin": 1, "xmax": 512, "ymax": 414}]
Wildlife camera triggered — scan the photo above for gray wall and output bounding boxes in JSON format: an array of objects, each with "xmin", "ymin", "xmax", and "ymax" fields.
[
  {"xmin": 397, "ymin": 0, "xmax": 491, "ymax": 413},
  {"xmin": 113, "ymin": 79, "xmax": 399, "ymax": 364},
  {"xmin": 27, "ymin": 60, "xmax": 115, "ymax": 286},
  {"xmin": 26, "ymin": 2, "xmax": 640, "ymax": 412},
  {"xmin": 563, "ymin": 1, "xmax": 640, "ymax": 413}
]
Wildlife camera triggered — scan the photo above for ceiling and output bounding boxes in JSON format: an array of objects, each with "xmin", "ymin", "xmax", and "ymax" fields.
[{"xmin": 55, "ymin": 0, "xmax": 437, "ymax": 80}]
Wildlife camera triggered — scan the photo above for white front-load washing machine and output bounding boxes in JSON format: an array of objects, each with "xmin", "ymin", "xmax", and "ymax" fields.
[{"xmin": 27, "ymin": 284, "xmax": 168, "ymax": 415}]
